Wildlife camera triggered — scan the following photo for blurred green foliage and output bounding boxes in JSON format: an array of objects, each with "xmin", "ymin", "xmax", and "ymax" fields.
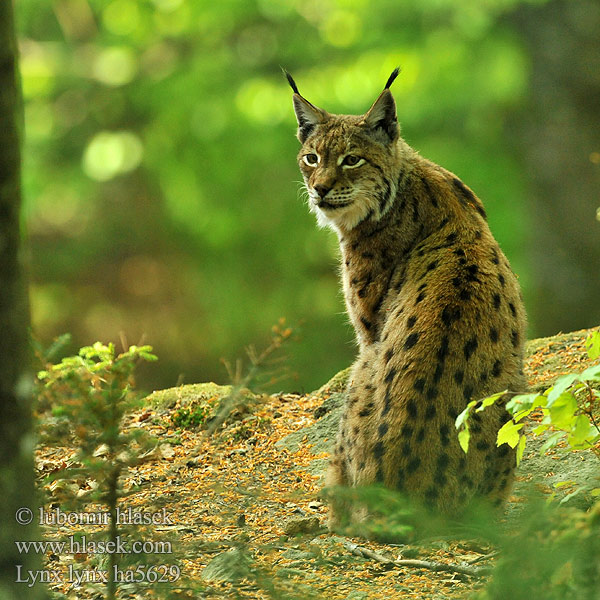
[{"xmin": 17, "ymin": 0, "xmax": 544, "ymax": 392}]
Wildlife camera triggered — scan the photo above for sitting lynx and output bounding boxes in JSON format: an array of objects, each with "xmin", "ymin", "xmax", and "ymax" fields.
[{"xmin": 286, "ymin": 69, "xmax": 527, "ymax": 526}]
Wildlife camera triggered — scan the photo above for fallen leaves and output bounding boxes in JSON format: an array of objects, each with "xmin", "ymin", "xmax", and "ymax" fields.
[{"xmin": 33, "ymin": 327, "xmax": 599, "ymax": 599}]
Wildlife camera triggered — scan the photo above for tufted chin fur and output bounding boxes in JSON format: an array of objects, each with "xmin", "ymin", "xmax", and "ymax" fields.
[{"xmin": 308, "ymin": 192, "xmax": 375, "ymax": 232}]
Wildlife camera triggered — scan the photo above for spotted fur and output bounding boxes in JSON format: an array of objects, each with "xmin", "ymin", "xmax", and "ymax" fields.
[{"xmin": 288, "ymin": 71, "xmax": 527, "ymax": 526}]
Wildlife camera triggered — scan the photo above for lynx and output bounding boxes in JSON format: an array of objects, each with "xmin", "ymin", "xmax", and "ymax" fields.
[{"xmin": 286, "ymin": 69, "xmax": 527, "ymax": 526}]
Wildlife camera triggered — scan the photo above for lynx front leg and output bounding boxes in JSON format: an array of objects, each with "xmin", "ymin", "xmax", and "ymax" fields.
[
  {"xmin": 325, "ymin": 350, "xmax": 378, "ymax": 530},
  {"xmin": 324, "ymin": 442, "xmax": 349, "ymax": 530}
]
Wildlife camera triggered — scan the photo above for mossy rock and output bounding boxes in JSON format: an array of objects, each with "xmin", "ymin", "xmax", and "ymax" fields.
[
  {"xmin": 201, "ymin": 547, "xmax": 254, "ymax": 583},
  {"xmin": 312, "ymin": 367, "xmax": 351, "ymax": 396},
  {"xmin": 146, "ymin": 382, "xmax": 260, "ymax": 430},
  {"xmin": 147, "ymin": 382, "xmax": 235, "ymax": 409}
]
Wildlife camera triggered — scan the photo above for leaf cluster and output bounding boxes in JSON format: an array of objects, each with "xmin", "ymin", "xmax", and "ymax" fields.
[
  {"xmin": 457, "ymin": 332, "xmax": 600, "ymax": 479},
  {"xmin": 36, "ymin": 339, "xmax": 158, "ymax": 506},
  {"xmin": 477, "ymin": 495, "xmax": 600, "ymax": 600}
]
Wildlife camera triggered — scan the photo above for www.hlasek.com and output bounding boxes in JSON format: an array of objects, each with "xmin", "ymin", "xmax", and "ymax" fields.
[{"xmin": 16, "ymin": 535, "xmax": 172, "ymax": 556}]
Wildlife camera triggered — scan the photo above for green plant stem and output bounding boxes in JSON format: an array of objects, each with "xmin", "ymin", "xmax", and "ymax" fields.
[{"xmin": 107, "ymin": 465, "xmax": 120, "ymax": 600}]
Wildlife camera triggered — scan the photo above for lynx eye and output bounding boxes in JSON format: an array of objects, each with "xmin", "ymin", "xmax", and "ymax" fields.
[
  {"xmin": 341, "ymin": 155, "xmax": 364, "ymax": 168},
  {"xmin": 303, "ymin": 153, "xmax": 319, "ymax": 166}
]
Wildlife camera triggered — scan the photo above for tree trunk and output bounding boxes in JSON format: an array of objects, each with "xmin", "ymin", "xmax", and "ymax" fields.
[
  {"xmin": 509, "ymin": 0, "xmax": 600, "ymax": 336},
  {"xmin": 0, "ymin": 1, "xmax": 45, "ymax": 598}
]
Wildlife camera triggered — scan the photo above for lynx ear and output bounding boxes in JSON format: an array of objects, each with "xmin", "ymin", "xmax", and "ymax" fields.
[
  {"xmin": 362, "ymin": 68, "xmax": 400, "ymax": 144},
  {"xmin": 284, "ymin": 70, "xmax": 327, "ymax": 143}
]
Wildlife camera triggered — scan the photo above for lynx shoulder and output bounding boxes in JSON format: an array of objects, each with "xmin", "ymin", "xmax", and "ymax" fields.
[{"xmin": 287, "ymin": 69, "xmax": 527, "ymax": 526}]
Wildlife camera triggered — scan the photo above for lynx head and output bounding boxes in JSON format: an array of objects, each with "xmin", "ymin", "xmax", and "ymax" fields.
[{"xmin": 286, "ymin": 68, "xmax": 403, "ymax": 232}]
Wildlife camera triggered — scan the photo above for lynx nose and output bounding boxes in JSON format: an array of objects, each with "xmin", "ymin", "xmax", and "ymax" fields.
[{"xmin": 314, "ymin": 184, "xmax": 332, "ymax": 199}]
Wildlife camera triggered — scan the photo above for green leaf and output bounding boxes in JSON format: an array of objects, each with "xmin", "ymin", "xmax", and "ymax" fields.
[
  {"xmin": 559, "ymin": 488, "xmax": 583, "ymax": 505},
  {"xmin": 539, "ymin": 431, "xmax": 563, "ymax": 454},
  {"xmin": 506, "ymin": 392, "xmax": 546, "ymax": 413},
  {"xmin": 553, "ymin": 480, "xmax": 576, "ymax": 488},
  {"xmin": 497, "ymin": 421, "xmax": 524, "ymax": 448},
  {"xmin": 585, "ymin": 331, "xmax": 600, "ymax": 360},
  {"xmin": 513, "ymin": 408, "xmax": 533, "ymax": 423},
  {"xmin": 590, "ymin": 488, "xmax": 600, "ymax": 497},
  {"xmin": 580, "ymin": 363, "xmax": 600, "ymax": 382},
  {"xmin": 548, "ymin": 393, "xmax": 578, "ymax": 429},
  {"xmin": 516, "ymin": 434, "xmax": 526, "ymax": 466},
  {"xmin": 455, "ymin": 400, "xmax": 477, "ymax": 430},
  {"xmin": 567, "ymin": 414, "xmax": 592, "ymax": 448},
  {"xmin": 547, "ymin": 374, "xmax": 580, "ymax": 406},
  {"xmin": 458, "ymin": 427, "xmax": 470, "ymax": 453},
  {"xmin": 478, "ymin": 390, "xmax": 507, "ymax": 411},
  {"xmin": 532, "ymin": 423, "xmax": 550, "ymax": 436}
]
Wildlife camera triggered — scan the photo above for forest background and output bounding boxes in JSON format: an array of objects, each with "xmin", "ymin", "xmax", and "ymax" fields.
[{"xmin": 17, "ymin": 0, "xmax": 600, "ymax": 393}]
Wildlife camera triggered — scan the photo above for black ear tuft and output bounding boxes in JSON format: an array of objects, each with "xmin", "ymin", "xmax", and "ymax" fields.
[
  {"xmin": 384, "ymin": 67, "xmax": 401, "ymax": 90},
  {"xmin": 284, "ymin": 71, "xmax": 328, "ymax": 143},
  {"xmin": 363, "ymin": 88, "xmax": 399, "ymax": 144},
  {"xmin": 282, "ymin": 68, "xmax": 300, "ymax": 95}
]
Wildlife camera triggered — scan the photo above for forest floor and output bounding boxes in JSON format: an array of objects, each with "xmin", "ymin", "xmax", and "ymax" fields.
[{"xmin": 35, "ymin": 327, "xmax": 599, "ymax": 599}]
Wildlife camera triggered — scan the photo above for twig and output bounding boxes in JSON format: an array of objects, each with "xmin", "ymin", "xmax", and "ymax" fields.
[
  {"xmin": 343, "ymin": 541, "xmax": 493, "ymax": 578},
  {"xmin": 466, "ymin": 550, "xmax": 499, "ymax": 565},
  {"xmin": 344, "ymin": 542, "xmax": 394, "ymax": 565},
  {"xmin": 206, "ymin": 324, "xmax": 295, "ymax": 436}
]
